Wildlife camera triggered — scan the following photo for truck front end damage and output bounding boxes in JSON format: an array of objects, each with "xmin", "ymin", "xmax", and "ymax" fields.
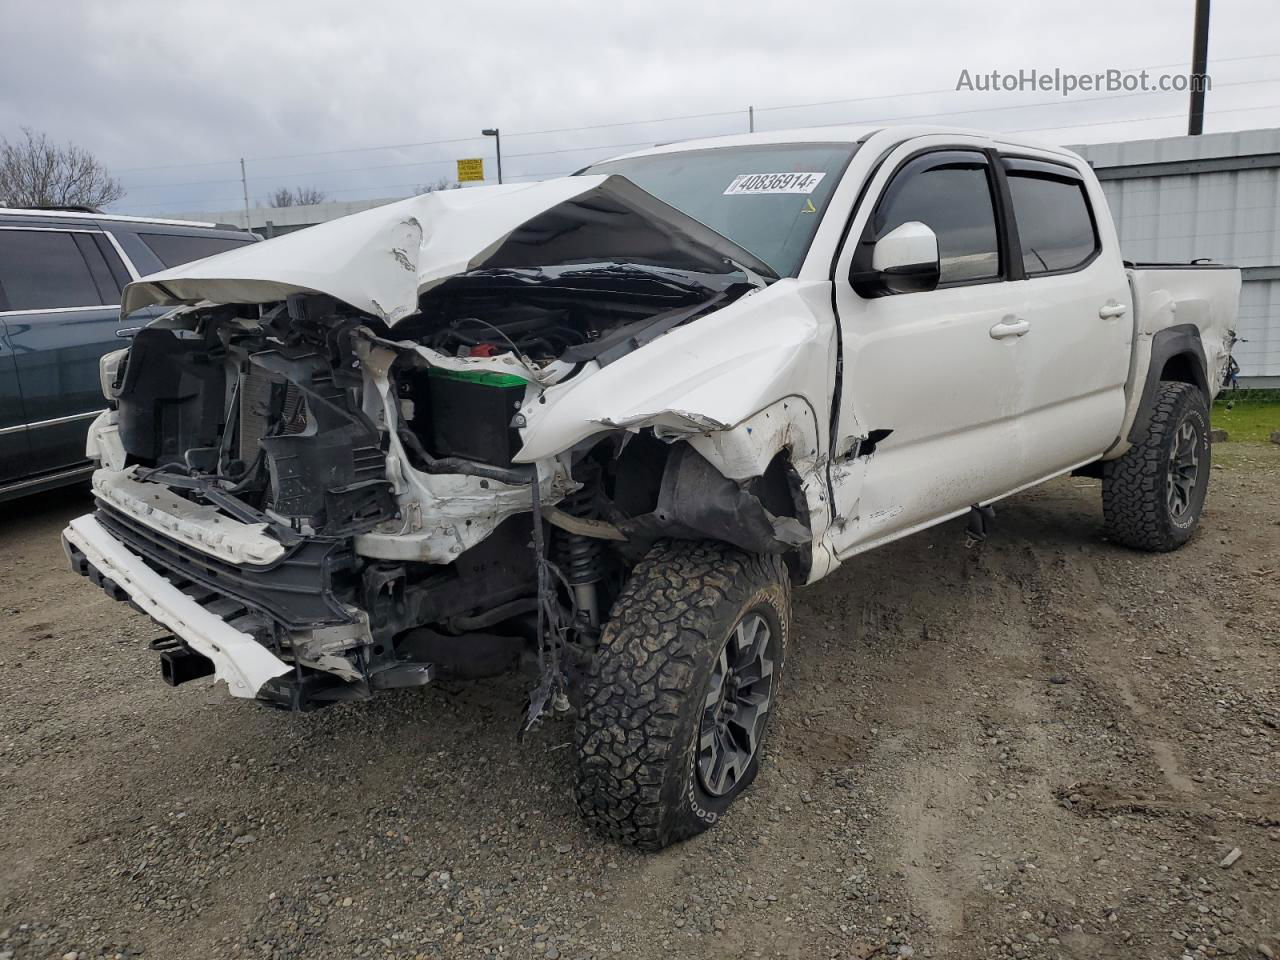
[{"xmin": 64, "ymin": 175, "xmax": 834, "ymax": 718}]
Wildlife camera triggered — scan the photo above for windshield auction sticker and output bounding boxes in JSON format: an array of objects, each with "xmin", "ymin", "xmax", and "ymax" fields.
[{"xmin": 723, "ymin": 172, "xmax": 826, "ymax": 195}]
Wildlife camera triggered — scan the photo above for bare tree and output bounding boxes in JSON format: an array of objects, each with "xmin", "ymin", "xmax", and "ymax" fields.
[
  {"xmin": 0, "ymin": 127, "xmax": 124, "ymax": 209},
  {"xmin": 416, "ymin": 177, "xmax": 462, "ymax": 194},
  {"xmin": 270, "ymin": 186, "xmax": 327, "ymax": 207}
]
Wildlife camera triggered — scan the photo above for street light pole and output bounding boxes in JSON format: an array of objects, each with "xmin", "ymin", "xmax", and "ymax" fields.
[{"xmin": 482, "ymin": 128, "xmax": 503, "ymax": 184}]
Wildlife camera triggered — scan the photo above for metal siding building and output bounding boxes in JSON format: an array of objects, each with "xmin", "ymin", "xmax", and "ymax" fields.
[{"xmin": 1071, "ymin": 128, "xmax": 1280, "ymax": 386}]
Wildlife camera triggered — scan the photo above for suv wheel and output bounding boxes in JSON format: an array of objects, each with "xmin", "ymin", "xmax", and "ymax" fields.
[
  {"xmin": 1102, "ymin": 380, "xmax": 1211, "ymax": 552},
  {"xmin": 574, "ymin": 540, "xmax": 789, "ymax": 850}
]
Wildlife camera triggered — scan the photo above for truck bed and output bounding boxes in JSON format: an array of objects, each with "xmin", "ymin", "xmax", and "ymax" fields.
[{"xmin": 1111, "ymin": 261, "xmax": 1241, "ymax": 455}]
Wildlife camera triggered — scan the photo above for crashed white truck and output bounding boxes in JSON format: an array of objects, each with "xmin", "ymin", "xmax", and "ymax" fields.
[{"xmin": 64, "ymin": 125, "xmax": 1240, "ymax": 849}]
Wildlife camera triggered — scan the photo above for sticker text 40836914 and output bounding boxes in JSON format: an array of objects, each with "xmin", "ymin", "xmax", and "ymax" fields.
[{"xmin": 723, "ymin": 172, "xmax": 826, "ymax": 195}]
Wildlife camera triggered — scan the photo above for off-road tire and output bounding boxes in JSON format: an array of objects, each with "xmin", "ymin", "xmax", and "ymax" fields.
[
  {"xmin": 574, "ymin": 540, "xmax": 790, "ymax": 850},
  {"xmin": 1102, "ymin": 381, "xmax": 1210, "ymax": 552}
]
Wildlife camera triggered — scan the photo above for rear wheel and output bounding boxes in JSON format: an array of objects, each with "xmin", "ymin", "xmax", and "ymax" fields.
[
  {"xmin": 1102, "ymin": 381, "xmax": 1211, "ymax": 552},
  {"xmin": 574, "ymin": 540, "xmax": 789, "ymax": 850}
]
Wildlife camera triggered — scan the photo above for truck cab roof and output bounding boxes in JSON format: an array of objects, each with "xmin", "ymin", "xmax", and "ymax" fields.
[{"xmin": 599, "ymin": 123, "xmax": 1082, "ymax": 165}]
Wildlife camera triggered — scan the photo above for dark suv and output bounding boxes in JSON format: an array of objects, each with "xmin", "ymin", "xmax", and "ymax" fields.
[{"xmin": 0, "ymin": 208, "xmax": 257, "ymax": 500}]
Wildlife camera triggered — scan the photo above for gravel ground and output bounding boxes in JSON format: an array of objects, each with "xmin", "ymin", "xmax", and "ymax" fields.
[{"xmin": 1, "ymin": 445, "xmax": 1277, "ymax": 960}]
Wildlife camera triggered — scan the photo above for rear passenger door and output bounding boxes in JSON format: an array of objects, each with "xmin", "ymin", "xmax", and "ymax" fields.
[
  {"xmin": 0, "ymin": 226, "xmax": 131, "ymax": 476},
  {"xmin": 999, "ymin": 156, "xmax": 1132, "ymax": 479}
]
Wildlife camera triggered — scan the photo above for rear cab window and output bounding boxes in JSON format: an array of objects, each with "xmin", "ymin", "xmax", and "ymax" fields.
[
  {"xmin": 1002, "ymin": 158, "xmax": 1099, "ymax": 275},
  {"xmin": 139, "ymin": 232, "xmax": 255, "ymax": 269}
]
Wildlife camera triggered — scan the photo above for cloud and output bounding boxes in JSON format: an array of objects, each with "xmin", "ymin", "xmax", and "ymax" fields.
[{"xmin": 3, "ymin": 0, "xmax": 1277, "ymax": 214}]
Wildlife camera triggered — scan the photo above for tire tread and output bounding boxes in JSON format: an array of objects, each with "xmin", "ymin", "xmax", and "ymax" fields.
[
  {"xmin": 1102, "ymin": 381, "xmax": 1209, "ymax": 552},
  {"xmin": 573, "ymin": 540, "xmax": 787, "ymax": 850}
]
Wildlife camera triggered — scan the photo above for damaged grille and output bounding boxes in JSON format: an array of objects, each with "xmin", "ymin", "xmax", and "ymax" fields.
[{"xmin": 95, "ymin": 502, "xmax": 357, "ymax": 630}]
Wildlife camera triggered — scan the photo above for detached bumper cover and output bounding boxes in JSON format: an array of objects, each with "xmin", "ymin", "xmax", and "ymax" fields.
[{"xmin": 62, "ymin": 514, "xmax": 291, "ymax": 698}]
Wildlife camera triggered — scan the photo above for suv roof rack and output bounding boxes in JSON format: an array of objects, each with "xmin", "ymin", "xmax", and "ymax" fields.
[
  {"xmin": 27, "ymin": 204, "xmax": 104, "ymax": 214},
  {"xmin": 0, "ymin": 206, "xmax": 223, "ymax": 229}
]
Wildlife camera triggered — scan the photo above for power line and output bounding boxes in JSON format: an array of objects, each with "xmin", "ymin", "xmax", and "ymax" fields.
[
  {"xmin": 112, "ymin": 93, "xmax": 1280, "ymax": 211},
  {"xmin": 111, "ymin": 93, "xmax": 1280, "ymax": 213},
  {"xmin": 117, "ymin": 73, "xmax": 1280, "ymax": 199},
  {"xmin": 1012, "ymin": 99, "xmax": 1280, "ymax": 134},
  {"xmin": 119, "ymin": 139, "xmax": 667, "ymax": 193},
  {"xmin": 112, "ymin": 50, "xmax": 1280, "ymax": 177}
]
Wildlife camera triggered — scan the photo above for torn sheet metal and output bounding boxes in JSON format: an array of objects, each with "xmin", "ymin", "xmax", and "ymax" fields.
[
  {"xmin": 512, "ymin": 278, "xmax": 837, "ymax": 463},
  {"xmin": 351, "ymin": 336, "xmax": 571, "ymax": 563}
]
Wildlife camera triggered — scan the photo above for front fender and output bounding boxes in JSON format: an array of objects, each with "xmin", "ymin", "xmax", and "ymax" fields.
[{"xmin": 513, "ymin": 279, "xmax": 836, "ymax": 462}]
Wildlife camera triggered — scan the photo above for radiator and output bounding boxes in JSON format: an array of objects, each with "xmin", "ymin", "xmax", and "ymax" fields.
[{"xmin": 238, "ymin": 370, "xmax": 306, "ymax": 461}]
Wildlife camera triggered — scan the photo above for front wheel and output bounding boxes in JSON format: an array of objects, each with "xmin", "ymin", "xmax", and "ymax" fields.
[
  {"xmin": 1102, "ymin": 380, "xmax": 1211, "ymax": 552},
  {"xmin": 574, "ymin": 540, "xmax": 790, "ymax": 850}
]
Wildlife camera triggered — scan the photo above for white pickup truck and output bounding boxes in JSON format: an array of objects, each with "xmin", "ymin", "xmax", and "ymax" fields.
[{"xmin": 63, "ymin": 124, "xmax": 1240, "ymax": 850}]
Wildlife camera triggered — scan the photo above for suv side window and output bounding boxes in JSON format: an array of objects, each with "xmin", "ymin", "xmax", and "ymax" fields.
[
  {"xmin": 872, "ymin": 151, "xmax": 1001, "ymax": 285},
  {"xmin": 92, "ymin": 234, "xmax": 133, "ymax": 292},
  {"xmin": 0, "ymin": 229, "xmax": 104, "ymax": 311},
  {"xmin": 1004, "ymin": 160, "xmax": 1098, "ymax": 275},
  {"xmin": 139, "ymin": 232, "xmax": 253, "ymax": 269}
]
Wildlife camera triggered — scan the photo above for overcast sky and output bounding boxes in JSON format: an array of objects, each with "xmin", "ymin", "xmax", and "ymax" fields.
[{"xmin": 4, "ymin": 0, "xmax": 1278, "ymax": 215}]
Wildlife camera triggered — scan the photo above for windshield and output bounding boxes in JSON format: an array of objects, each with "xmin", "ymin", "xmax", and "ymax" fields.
[{"xmin": 581, "ymin": 142, "xmax": 857, "ymax": 277}]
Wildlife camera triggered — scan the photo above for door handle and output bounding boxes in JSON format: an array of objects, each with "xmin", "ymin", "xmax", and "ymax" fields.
[
  {"xmin": 1098, "ymin": 302, "xmax": 1128, "ymax": 319},
  {"xmin": 989, "ymin": 316, "xmax": 1030, "ymax": 340}
]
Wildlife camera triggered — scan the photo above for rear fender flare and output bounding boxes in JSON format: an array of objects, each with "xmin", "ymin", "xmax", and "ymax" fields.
[{"xmin": 1127, "ymin": 324, "xmax": 1208, "ymax": 445}]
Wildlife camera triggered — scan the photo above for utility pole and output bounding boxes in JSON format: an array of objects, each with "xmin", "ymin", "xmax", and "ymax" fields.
[
  {"xmin": 240, "ymin": 158, "xmax": 252, "ymax": 229},
  {"xmin": 1188, "ymin": 0, "xmax": 1211, "ymax": 136},
  {"xmin": 482, "ymin": 128, "xmax": 503, "ymax": 184},
  {"xmin": 748, "ymin": 106, "xmax": 755, "ymax": 133}
]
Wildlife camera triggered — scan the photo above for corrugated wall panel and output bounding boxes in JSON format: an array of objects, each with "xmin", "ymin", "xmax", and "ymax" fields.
[
  {"xmin": 1236, "ymin": 278, "xmax": 1280, "ymax": 381},
  {"xmin": 1072, "ymin": 129, "xmax": 1280, "ymax": 379},
  {"xmin": 1097, "ymin": 170, "xmax": 1280, "ymax": 267}
]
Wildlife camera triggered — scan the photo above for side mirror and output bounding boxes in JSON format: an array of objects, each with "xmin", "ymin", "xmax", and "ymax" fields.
[{"xmin": 869, "ymin": 221, "xmax": 940, "ymax": 295}]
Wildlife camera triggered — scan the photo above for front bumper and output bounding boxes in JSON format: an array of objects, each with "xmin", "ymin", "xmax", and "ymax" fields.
[{"xmin": 62, "ymin": 514, "xmax": 291, "ymax": 698}]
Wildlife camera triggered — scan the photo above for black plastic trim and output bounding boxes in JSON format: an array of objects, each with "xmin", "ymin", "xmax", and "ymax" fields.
[
  {"xmin": 95, "ymin": 502, "xmax": 357, "ymax": 630},
  {"xmin": 985, "ymin": 147, "xmax": 1025, "ymax": 282},
  {"xmin": 1126, "ymin": 260, "xmax": 1238, "ymax": 270},
  {"xmin": 1127, "ymin": 324, "xmax": 1209, "ymax": 444}
]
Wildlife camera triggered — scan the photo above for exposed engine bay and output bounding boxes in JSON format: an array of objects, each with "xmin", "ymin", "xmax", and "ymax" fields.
[{"xmin": 70, "ymin": 210, "xmax": 817, "ymax": 718}]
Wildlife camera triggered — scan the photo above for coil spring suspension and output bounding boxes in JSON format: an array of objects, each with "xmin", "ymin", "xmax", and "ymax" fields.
[
  {"xmin": 555, "ymin": 465, "xmax": 605, "ymax": 586},
  {"xmin": 554, "ymin": 463, "xmax": 606, "ymax": 626}
]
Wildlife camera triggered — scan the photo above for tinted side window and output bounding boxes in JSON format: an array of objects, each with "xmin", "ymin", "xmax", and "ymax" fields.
[
  {"xmin": 139, "ymin": 232, "xmax": 253, "ymax": 269},
  {"xmin": 0, "ymin": 229, "xmax": 104, "ymax": 310},
  {"xmin": 1007, "ymin": 172, "xmax": 1097, "ymax": 274},
  {"xmin": 875, "ymin": 157, "xmax": 1000, "ymax": 284},
  {"xmin": 72, "ymin": 233, "xmax": 121, "ymax": 303},
  {"xmin": 93, "ymin": 234, "xmax": 133, "ymax": 291}
]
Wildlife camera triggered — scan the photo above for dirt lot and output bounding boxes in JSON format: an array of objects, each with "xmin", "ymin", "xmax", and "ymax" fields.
[{"xmin": 2, "ymin": 445, "xmax": 1277, "ymax": 960}]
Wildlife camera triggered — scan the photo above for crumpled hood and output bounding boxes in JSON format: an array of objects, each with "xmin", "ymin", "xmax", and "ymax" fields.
[{"xmin": 121, "ymin": 175, "xmax": 778, "ymax": 323}]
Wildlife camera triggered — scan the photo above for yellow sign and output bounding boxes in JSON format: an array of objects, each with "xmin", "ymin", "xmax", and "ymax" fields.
[{"xmin": 456, "ymin": 157, "xmax": 485, "ymax": 182}]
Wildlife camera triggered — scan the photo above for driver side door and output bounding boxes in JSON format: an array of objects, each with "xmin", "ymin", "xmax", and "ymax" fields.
[{"xmin": 826, "ymin": 140, "xmax": 1030, "ymax": 558}]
